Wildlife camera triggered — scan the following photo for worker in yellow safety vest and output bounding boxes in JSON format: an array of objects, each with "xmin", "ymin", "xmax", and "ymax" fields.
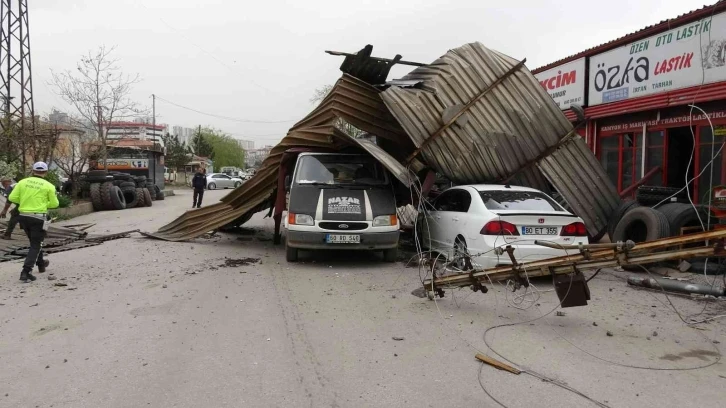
[{"xmin": 8, "ymin": 162, "xmax": 59, "ymax": 283}]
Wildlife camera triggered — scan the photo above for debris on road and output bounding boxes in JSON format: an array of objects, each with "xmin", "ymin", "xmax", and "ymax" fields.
[
  {"xmin": 54, "ymin": 282, "xmax": 68, "ymax": 287},
  {"xmin": 627, "ymin": 276, "xmax": 726, "ymax": 297},
  {"xmin": 556, "ymin": 311, "xmax": 566, "ymax": 317},
  {"xmin": 606, "ymin": 331, "xmax": 614, "ymax": 337},
  {"xmin": 392, "ymin": 337, "xmax": 405, "ymax": 341},
  {"xmin": 219, "ymin": 257, "xmax": 260, "ymax": 268}
]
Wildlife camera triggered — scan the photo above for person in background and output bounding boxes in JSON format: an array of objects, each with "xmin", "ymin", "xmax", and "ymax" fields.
[
  {"xmin": 191, "ymin": 168, "xmax": 207, "ymax": 208},
  {"xmin": 8, "ymin": 162, "xmax": 59, "ymax": 283},
  {"xmin": 0, "ymin": 176, "xmax": 19, "ymax": 239}
]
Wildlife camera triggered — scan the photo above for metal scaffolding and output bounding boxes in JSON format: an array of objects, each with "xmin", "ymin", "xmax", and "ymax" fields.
[{"xmin": 0, "ymin": 0, "xmax": 34, "ymax": 168}]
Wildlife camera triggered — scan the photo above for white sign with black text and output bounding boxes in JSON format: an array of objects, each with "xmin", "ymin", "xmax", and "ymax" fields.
[
  {"xmin": 589, "ymin": 11, "xmax": 726, "ymax": 105},
  {"xmin": 534, "ymin": 58, "xmax": 586, "ymax": 110}
]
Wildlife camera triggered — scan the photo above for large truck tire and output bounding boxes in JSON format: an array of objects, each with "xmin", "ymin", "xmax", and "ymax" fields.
[
  {"xmin": 90, "ymin": 183, "xmax": 103, "ymax": 211},
  {"xmin": 142, "ymin": 188, "xmax": 153, "ymax": 207},
  {"xmin": 657, "ymin": 203, "xmax": 709, "ymax": 236},
  {"xmin": 122, "ymin": 188, "xmax": 139, "ymax": 208},
  {"xmin": 100, "ymin": 181, "xmax": 115, "ymax": 211},
  {"xmin": 608, "ymin": 199, "xmax": 640, "ymax": 240},
  {"xmin": 136, "ymin": 188, "xmax": 146, "ymax": 207},
  {"xmin": 109, "ymin": 186, "xmax": 127, "ymax": 210},
  {"xmin": 612, "ymin": 207, "xmax": 671, "ymax": 243}
]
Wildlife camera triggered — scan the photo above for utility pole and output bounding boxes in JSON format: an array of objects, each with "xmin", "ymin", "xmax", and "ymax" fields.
[{"xmin": 152, "ymin": 93, "xmax": 156, "ymax": 188}]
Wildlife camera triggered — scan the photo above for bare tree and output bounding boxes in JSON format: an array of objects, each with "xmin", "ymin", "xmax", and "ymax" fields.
[
  {"xmin": 310, "ymin": 84, "xmax": 365, "ymax": 138},
  {"xmin": 52, "ymin": 118, "xmax": 100, "ymax": 196},
  {"xmin": 49, "ymin": 45, "xmax": 147, "ymax": 167}
]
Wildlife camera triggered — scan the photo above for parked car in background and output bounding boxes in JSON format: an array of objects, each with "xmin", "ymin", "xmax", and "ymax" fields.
[
  {"xmin": 206, "ymin": 173, "xmax": 243, "ymax": 190},
  {"xmin": 417, "ymin": 185, "xmax": 588, "ymax": 270}
]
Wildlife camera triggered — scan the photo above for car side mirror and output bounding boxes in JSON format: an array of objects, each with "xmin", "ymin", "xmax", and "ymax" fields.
[{"xmin": 284, "ymin": 175, "xmax": 291, "ymax": 191}]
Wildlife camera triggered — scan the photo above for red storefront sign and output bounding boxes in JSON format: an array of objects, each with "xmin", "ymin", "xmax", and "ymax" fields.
[{"xmin": 599, "ymin": 110, "xmax": 726, "ymax": 134}]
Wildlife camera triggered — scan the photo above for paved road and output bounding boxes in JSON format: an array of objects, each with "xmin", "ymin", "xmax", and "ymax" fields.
[{"xmin": 1, "ymin": 189, "xmax": 724, "ymax": 407}]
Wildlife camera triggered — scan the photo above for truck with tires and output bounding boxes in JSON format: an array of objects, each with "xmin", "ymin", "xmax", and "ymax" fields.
[{"xmin": 284, "ymin": 152, "xmax": 400, "ymax": 262}]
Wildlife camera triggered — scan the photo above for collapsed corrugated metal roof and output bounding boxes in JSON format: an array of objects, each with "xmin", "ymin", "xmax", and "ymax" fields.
[
  {"xmin": 148, "ymin": 42, "xmax": 620, "ymax": 241},
  {"xmin": 379, "ymin": 43, "xmax": 620, "ymax": 235},
  {"xmin": 145, "ymin": 74, "xmax": 410, "ymax": 241}
]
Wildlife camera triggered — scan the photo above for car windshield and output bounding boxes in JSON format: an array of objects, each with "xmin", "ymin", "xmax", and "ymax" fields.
[
  {"xmin": 294, "ymin": 155, "xmax": 387, "ymax": 186},
  {"xmin": 479, "ymin": 190, "xmax": 564, "ymax": 212}
]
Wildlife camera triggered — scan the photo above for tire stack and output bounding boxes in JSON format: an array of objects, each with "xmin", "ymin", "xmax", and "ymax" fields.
[
  {"xmin": 635, "ymin": 185, "xmax": 689, "ymax": 206},
  {"xmin": 85, "ymin": 170, "xmax": 158, "ymax": 211}
]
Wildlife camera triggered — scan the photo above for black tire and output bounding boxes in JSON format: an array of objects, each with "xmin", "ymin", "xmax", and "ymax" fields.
[
  {"xmin": 112, "ymin": 173, "xmax": 132, "ymax": 181},
  {"xmin": 142, "ymin": 188, "xmax": 153, "ymax": 207},
  {"xmin": 122, "ymin": 188, "xmax": 139, "ymax": 208},
  {"xmin": 112, "ymin": 180, "xmax": 123, "ymax": 187},
  {"xmin": 136, "ymin": 188, "xmax": 146, "ymax": 207},
  {"xmin": 90, "ymin": 183, "xmax": 103, "ymax": 211},
  {"xmin": 100, "ymin": 181, "xmax": 115, "ymax": 211},
  {"xmin": 109, "ymin": 186, "xmax": 127, "ymax": 210},
  {"xmin": 155, "ymin": 186, "xmax": 165, "ymax": 200},
  {"xmin": 608, "ymin": 199, "xmax": 640, "ymax": 240},
  {"xmin": 286, "ymin": 241, "xmax": 298, "ymax": 262},
  {"xmin": 656, "ymin": 203, "xmax": 709, "ymax": 236},
  {"xmin": 120, "ymin": 181, "xmax": 136, "ymax": 190},
  {"xmin": 234, "ymin": 181, "xmax": 242, "ymax": 188},
  {"xmin": 208, "ymin": 183, "xmax": 216, "ymax": 190},
  {"xmin": 636, "ymin": 192, "xmax": 688, "ymax": 206},
  {"xmin": 87, "ymin": 170, "xmax": 108, "ymax": 178},
  {"xmin": 612, "ymin": 207, "xmax": 671, "ymax": 243},
  {"xmin": 452, "ymin": 236, "xmax": 473, "ymax": 270},
  {"xmin": 383, "ymin": 248, "xmax": 398, "ymax": 263},
  {"xmin": 638, "ymin": 185, "xmax": 687, "ymax": 197},
  {"xmin": 85, "ymin": 176, "xmax": 109, "ymax": 183},
  {"xmin": 150, "ymin": 184, "xmax": 161, "ymax": 201}
]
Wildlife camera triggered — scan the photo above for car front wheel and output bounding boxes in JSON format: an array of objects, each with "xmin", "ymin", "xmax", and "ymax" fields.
[{"xmin": 208, "ymin": 183, "xmax": 216, "ymax": 190}]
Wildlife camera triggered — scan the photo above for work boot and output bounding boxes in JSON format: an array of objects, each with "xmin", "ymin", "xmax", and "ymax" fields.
[
  {"xmin": 19, "ymin": 271, "xmax": 36, "ymax": 283},
  {"xmin": 38, "ymin": 259, "xmax": 50, "ymax": 273},
  {"xmin": 197, "ymin": 205, "xmax": 201, "ymax": 209}
]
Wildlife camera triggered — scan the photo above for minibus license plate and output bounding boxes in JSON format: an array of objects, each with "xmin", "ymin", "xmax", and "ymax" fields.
[
  {"xmin": 522, "ymin": 227, "xmax": 557, "ymax": 235},
  {"xmin": 327, "ymin": 234, "xmax": 360, "ymax": 244}
]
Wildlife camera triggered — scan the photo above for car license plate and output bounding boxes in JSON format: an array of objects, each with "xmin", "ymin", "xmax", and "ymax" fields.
[
  {"xmin": 521, "ymin": 226, "xmax": 558, "ymax": 235},
  {"xmin": 326, "ymin": 234, "xmax": 360, "ymax": 244}
]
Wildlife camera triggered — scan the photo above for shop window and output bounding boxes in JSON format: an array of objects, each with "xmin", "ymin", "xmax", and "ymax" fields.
[
  {"xmin": 645, "ymin": 131, "xmax": 665, "ymax": 186},
  {"xmin": 697, "ymin": 126, "xmax": 724, "ymax": 203},
  {"xmin": 599, "ymin": 135, "xmax": 619, "ymax": 189},
  {"xmin": 599, "ymin": 133, "xmax": 644, "ymax": 193}
]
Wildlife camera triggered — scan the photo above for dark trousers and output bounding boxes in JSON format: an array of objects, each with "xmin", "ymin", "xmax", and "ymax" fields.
[
  {"xmin": 19, "ymin": 215, "xmax": 45, "ymax": 273},
  {"xmin": 193, "ymin": 188, "xmax": 204, "ymax": 208},
  {"xmin": 4, "ymin": 207, "xmax": 19, "ymax": 237}
]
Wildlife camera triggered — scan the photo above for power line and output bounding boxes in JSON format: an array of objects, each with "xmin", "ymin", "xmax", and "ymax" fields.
[
  {"xmin": 155, "ymin": 95, "xmax": 297, "ymax": 124},
  {"xmin": 137, "ymin": 2, "xmax": 276, "ymax": 94}
]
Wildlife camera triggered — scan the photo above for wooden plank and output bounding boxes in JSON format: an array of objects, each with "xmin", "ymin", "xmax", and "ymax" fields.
[{"xmin": 475, "ymin": 353, "xmax": 521, "ymax": 375}]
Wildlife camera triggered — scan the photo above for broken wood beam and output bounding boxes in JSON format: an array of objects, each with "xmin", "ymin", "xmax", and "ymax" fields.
[{"xmin": 475, "ymin": 353, "xmax": 521, "ymax": 374}]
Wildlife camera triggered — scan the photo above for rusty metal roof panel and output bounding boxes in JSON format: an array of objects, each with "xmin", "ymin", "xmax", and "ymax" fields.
[
  {"xmin": 148, "ymin": 75, "xmax": 408, "ymax": 241},
  {"xmin": 380, "ymin": 42, "xmax": 619, "ymax": 235}
]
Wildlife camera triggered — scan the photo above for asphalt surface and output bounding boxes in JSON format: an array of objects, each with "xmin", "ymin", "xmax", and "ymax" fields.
[{"xmin": 1, "ymin": 189, "xmax": 724, "ymax": 408}]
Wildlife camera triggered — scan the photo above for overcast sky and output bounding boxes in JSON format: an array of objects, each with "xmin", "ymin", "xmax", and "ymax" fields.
[{"xmin": 30, "ymin": 0, "xmax": 713, "ymax": 147}]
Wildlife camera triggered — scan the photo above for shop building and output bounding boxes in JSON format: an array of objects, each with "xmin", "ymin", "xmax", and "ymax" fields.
[{"xmin": 532, "ymin": 2, "xmax": 726, "ymax": 204}]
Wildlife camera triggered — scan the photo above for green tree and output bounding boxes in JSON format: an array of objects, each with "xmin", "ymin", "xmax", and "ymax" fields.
[
  {"xmin": 162, "ymin": 133, "xmax": 191, "ymax": 171},
  {"xmin": 200, "ymin": 127, "xmax": 246, "ymax": 169},
  {"xmin": 191, "ymin": 127, "xmax": 213, "ymax": 158}
]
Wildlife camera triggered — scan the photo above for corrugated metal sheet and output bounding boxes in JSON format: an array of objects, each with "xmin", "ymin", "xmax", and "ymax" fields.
[
  {"xmin": 380, "ymin": 43, "xmax": 619, "ymax": 235},
  {"xmin": 147, "ymin": 75, "xmax": 410, "ymax": 241}
]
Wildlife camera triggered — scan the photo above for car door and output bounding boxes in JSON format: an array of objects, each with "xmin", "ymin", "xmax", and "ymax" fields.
[
  {"xmin": 439, "ymin": 189, "xmax": 472, "ymax": 250},
  {"xmin": 426, "ymin": 190, "xmax": 456, "ymax": 251},
  {"xmin": 219, "ymin": 174, "xmax": 232, "ymax": 188}
]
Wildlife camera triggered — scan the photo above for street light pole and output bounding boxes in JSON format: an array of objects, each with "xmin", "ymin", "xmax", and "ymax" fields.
[{"xmin": 152, "ymin": 93, "xmax": 157, "ymax": 189}]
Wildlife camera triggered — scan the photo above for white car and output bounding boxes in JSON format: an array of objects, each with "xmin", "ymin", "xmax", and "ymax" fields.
[
  {"xmin": 417, "ymin": 185, "xmax": 588, "ymax": 270},
  {"xmin": 206, "ymin": 173, "xmax": 243, "ymax": 190}
]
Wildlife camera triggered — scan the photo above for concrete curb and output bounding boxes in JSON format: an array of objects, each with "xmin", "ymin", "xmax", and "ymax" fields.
[{"xmin": 49, "ymin": 202, "xmax": 94, "ymax": 218}]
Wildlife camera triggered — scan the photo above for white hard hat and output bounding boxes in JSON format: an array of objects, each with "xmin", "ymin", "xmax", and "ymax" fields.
[{"xmin": 32, "ymin": 162, "xmax": 49, "ymax": 171}]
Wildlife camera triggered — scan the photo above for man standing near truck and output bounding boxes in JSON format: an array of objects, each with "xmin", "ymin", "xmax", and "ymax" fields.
[{"xmin": 191, "ymin": 168, "xmax": 207, "ymax": 208}]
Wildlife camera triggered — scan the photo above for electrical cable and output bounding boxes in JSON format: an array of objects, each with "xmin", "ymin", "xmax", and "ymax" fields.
[{"xmin": 155, "ymin": 95, "xmax": 297, "ymax": 124}]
